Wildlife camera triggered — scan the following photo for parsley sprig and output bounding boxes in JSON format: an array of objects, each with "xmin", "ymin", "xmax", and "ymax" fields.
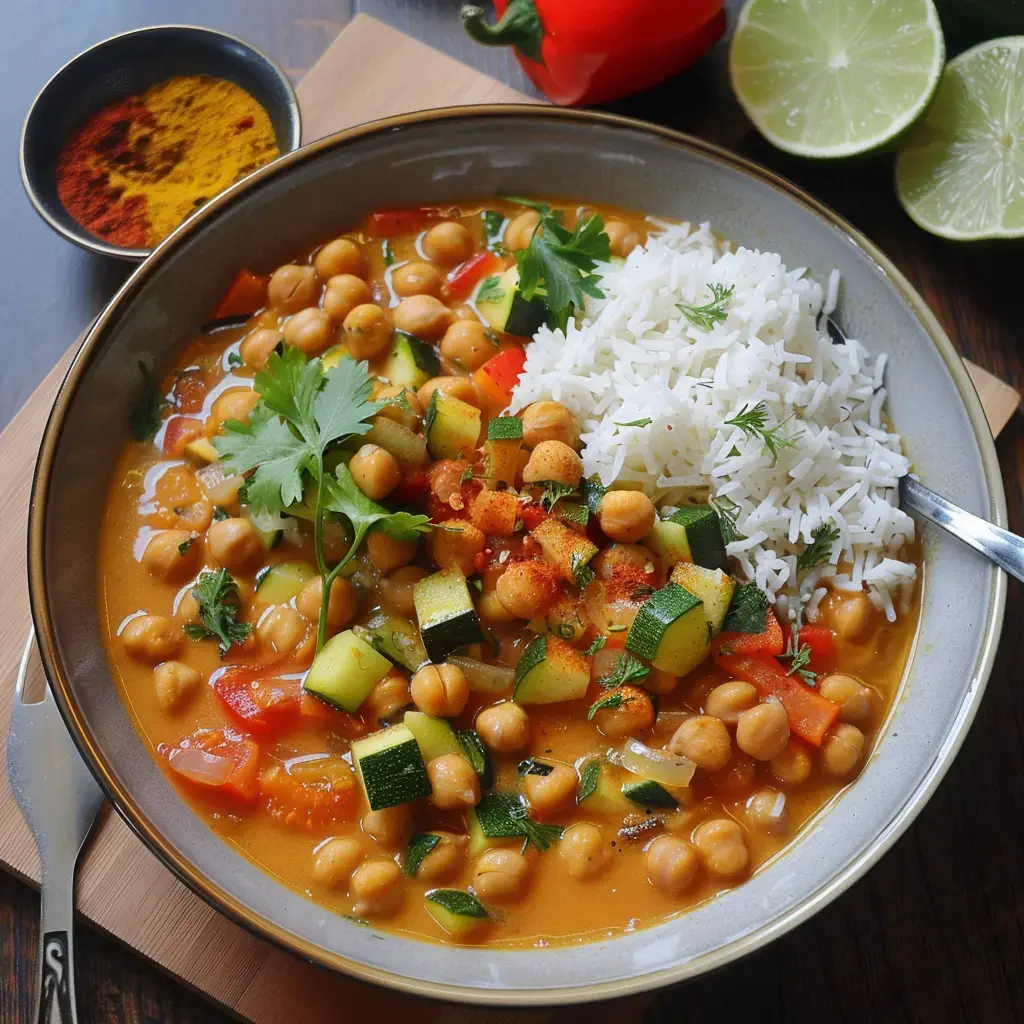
[
  {"xmin": 677, "ymin": 283, "xmax": 733, "ymax": 331},
  {"xmin": 723, "ymin": 401, "xmax": 801, "ymax": 466},
  {"xmin": 538, "ymin": 480, "xmax": 579, "ymax": 512},
  {"xmin": 587, "ymin": 691, "xmax": 625, "ymax": 719},
  {"xmin": 779, "ymin": 632, "xmax": 816, "ymax": 686},
  {"xmin": 183, "ymin": 569, "xmax": 252, "ymax": 657},
  {"xmin": 797, "ymin": 521, "xmax": 841, "ymax": 571},
  {"xmin": 597, "ymin": 653, "xmax": 650, "ymax": 689}
]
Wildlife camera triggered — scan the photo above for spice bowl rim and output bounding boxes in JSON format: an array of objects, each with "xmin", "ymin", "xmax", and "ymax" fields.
[{"xmin": 19, "ymin": 22, "xmax": 302, "ymax": 261}]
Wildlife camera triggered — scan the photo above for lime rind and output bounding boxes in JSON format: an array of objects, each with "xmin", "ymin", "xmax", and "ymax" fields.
[
  {"xmin": 730, "ymin": 0, "xmax": 946, "ymax": 159},
  {"xmin": 896, "ymin": 36, "xmax": 1024, "ymax": 241}
]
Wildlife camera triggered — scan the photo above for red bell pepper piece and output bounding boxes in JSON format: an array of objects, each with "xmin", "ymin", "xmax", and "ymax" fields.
[
  {"xmin": 162, "ymin": 416, "xmax": 204, "ymax": 456},
  {"xmin": 364, "ymin": 206, "xmax": 445, "ymax": 238},
  {"xmin": 390, "ymin": 468, "xmax": 430, "ymax": 504},
  {"xmin": 521, "ymin": 503, "xmax": 548, "ymax": 531},
  {"xmin": 792, "ymin": 624, "xmax": 835, "ymax": 675},
  {"xmin": 473, "ymin": 346, "xmax": 527, "ymax": 406},
  {"xmin": 463, "ymin": 0, "xmax": 727, "ymax": 107},
  {"xmin": 717, "ymin": 653, "xmax": 841, "ymax": 747},
  {"xmin": 211, "ymin": 269, "xmax": 268, "ymax": 320},
  {"xmin": 712, "ymin": 610, "xmax": 785, "ymax": 658},
  {"xmin": 299, "ymin": 692, "xmax": 371, "ymax": 738},
  {"xmin": 446, "ymin": 250, "xmax": 504, "ymax": 301},
  {"xmin": 213, "ymin": 669, "xmax": 302, "ymax": 736},
  {"xmin": 171, "ymin": 369, "xmax": 211, "ymax": 414}
]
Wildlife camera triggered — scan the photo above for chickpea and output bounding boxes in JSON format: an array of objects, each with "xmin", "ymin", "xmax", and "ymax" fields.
[
  {"xmin": 522, "ymin": 401, "xmax": 576, "ymax": 449},
  {"xmin": 494, "ymin": 561, "xmax": 559, "ymax": 619},
  {"xmin": 523, "ymin": 763, "xmax": 577, "ymax": 817},
  {"xmin": 122, "ymin": 615, "xmax": 181, "ymax": 663},
  {"xmin": 422, "ymin": 221, "xmax": 474, "ymax": 267},
  {"xmin": 343, "ymin": 303, "xmax": 393, "ymax": 360},
  {"xmin": 374, "ymin": 384, "xmax": 422, "ymax": 430},
  {"xmin": 599, "ymin": 490, "xmax": 656, "ymax": 544},
  {"xmin": 141, "ymin": 529, "xmax": 198, "ymax": 582},
  {"xmin": 522, "ymin": 440, "xmax": 583, "ymax": 488},
  {"xmin": 392, "ymin": 261, "xmax": 444, "ymax": 299},
  {"xmin": 504, "ymin": 209, "xmax": 541, "ymax": 251},
  {"xmin": 429, "ymin": 519, "xmax": 485, "ymax": 576},
  {"xmin": 473, "ymin": 848, "xmax": 530, "ymax": 903},
  {"xmin": 366, "ymin": 530, "xmax": 418, "ymax": 574},
  {"xmin": 312, "ymin": 837, "xmax": 364, "ymax": 889},
  {"xmin": 427, "ymin": 754, "xmax": 481, "ymax": 810},
  {"xmin": 314, "ymin": 238, "xmax": 366, "ymax": 280},
  {"xmin": 692, "ymin": 817, "xmax": 749, "ymax": 878},
  {"xmin": 704, "ymin": 681, "xmax": 758, "ymax": 727},
  {"xmin": 414, "ymin": 833, "xmax": 468, "ymax": 884},
  {"xmin": 364, "ymin": 669, "xmax": 412, "ymax": 724},
  {"xmin": 439, "ymin": 320, "xmax": 494, "ymax": 372},
  {"xmin": 268, "ymin": 264, "xmax": 319, "ymax": 315},
  {"xmin": 770, "ymin": 739, "xmax": 813, "ymax": 786},
  {"xmin": 349, "ymin": 444, "xmax": 401, "ymax": 501},
  {"xmin": 350, "ymin": 859, "xmax": 404, "ymax": 917},
  {"xmin": 392, "ymin": 294, "xmax": 453, "ymax": 340},
  {"xmin": 745, "ymin": 787, "xmax": 789, "ymax": 835},
  {"xmin": 477, "ymin": 589, "xmax": 520, "ymax": 625},
  {"xmin": 451, "ymin": 301, "xmax": 481, "ymax": 322},
  {"xmin": 735, "ymin": 701, "xmax": 790, "ymax": 761},
  {"xmin": 668, "ymin": 715, "xmax": 732, "ymax": 771},
  {"xmin": 646, "ymin": 835, "xmax": 700, "ymax": 895},
  {"xmin": 825, "ymin": 591, "xmax": 872, "ymax": 640},
  {"xmin": 604, "ymin": 219, "xmax": 645, "ymax": 258},
  {"xmin": 283, "ymin": 307, "xmax": 333, "ymax": 355},
  {"xmin": 257, "ymin": 606, "xmax": 307, "ymax": 655},
  {"xmin": 560, "ymin": 823, "xmax": 608, "ymax": 880},
  {"xmin": 240, "ymin": 327, "xmax": 283, "ymax": 370},
  {"xmin": 362, "ymin": 805, "xmax": 412, "ymax": 848},
  {"xmin": 590, "ymin": 685, "xmax": 655, "ymax": 739},
  {"xmin": 323, "ymin": 273, "xmax": 373, "ymax": 322},
  {"xmin": 416, "ymin": 375, "xmax": 480, "ymax": 411},
  {"xmin": 207, "ymin": 517, "xmax": 263, "ymax": 572},
  {"xmin": 175, "ymin": 590, "xmax": 200, "ymax": 624},
  {"xmin": 153, "ymin": 661, "xmax": 201, "ymax": 712},
  {"xmin": 208, "ymin": 387, "xmax": 259, "ymax": 432},
  {"xmin": 818, "ymin": 673, "xmax": 872, "ymax": 724},
  {"xmin": 821, "ymin": 723, "xmax": 865, "ymax": 777},
  {"xmin": 378, "ymin": 565, "xmax": 428, "ymax": 617},
  {"xmin": 592, "ymin": 543, "xmax": 659, "ymax": 580},
  {"xmin": 411, "ymin": 663, "xmax": 470, "ymax": 718},
  {"xmin": 295, "ymin": 576, "xmax": 358, "ymax": 635},
  {"xmin": 476, "ymin": 702, "xmax": 530, "ymax": 753}
]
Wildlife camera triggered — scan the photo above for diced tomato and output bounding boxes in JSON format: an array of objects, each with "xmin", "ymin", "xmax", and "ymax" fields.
[
  {"xmin": 364, "ymin": 207, "xmax": 443, "ymax": 238},
  {"xmin": 713, "ymin": 610, "xmax": 785, "ymax": 658},
  {"xmin": 473, "ymin": 346, "xmax": 527, "ymax": 406},
  {"xmin": 171, "ymin": 369, "xmax": 211, "ymax": 413},
  {"xmin": 161, "ymin": 729, "xmax": 262, "ymax": 805},
  {"xmin": 259, "ymin": 756, "xmax": 358, "ymax": 830},
  {"xmin": 390, "ymin": 468, "xmax": 430, "ymax": 504},
  {"xmin": 213, "ymin": 669, "xmax": 302, "ymax": 736},
  {"xmin": 211, "ymin": 269, "xmax": 268, "ymax": 320},
  {"xmin": 299, "ymin": 692, "xmax": 371, "ymax": 738},
  {"xmin": 446, "ymin": 250, "xmax": 504, "ymax": 301},
  {"xmin": 472, "ymin": 365, "xmax": 509, "ymax": 411},
  {"xmin": 792, "ymin": 624, "xmax": 835, "ymax": 674},
  {"xmin": 521, "ymin": 503, "xmax": 548, "ymax": 531},
  {"xmin": 717, "ymin": 653, "xmax": 841, "ymax": 747},
  {"xmin": 162, "ymin": 416, "xmax": 204, "ymax": 456}
]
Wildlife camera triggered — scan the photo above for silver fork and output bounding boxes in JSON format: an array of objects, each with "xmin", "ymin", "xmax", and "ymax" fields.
[{"xmin": 7, "ymin": 629, "xmax": 105, "ymax": 1024}]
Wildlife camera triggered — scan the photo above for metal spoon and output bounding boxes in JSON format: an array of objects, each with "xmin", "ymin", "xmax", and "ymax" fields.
[{"xmin": 825, "ymin": 315, "xmax": 1024, "ymax": 584}]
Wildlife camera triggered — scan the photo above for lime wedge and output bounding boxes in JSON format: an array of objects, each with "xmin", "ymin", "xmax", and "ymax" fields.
[
  {"xmin": 896, "ymin": 37, "xmax": 1024, "ymax": 240},
  {"xmin": 729, "ymin": 0, "xmax": 945, "ymax": 159}
]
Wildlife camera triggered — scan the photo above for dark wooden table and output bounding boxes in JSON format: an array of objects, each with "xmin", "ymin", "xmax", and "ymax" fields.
[{"xmin": 3, "ymin": 3, "xmax": 1024, "ymax": 1023}]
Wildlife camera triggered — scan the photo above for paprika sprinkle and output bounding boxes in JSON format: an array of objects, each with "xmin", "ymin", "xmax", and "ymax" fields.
[{"xmin": 56, "ymin": 75, "xmax": 279, "ymax": 249}]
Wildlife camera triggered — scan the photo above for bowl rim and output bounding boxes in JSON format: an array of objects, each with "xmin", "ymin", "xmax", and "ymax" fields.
[
  {"xmin": 27, "ymin": 104, "xmax": 1007, "ymax": 1005},
  {"xmin": 19, "ymin": 22, "xmax": 302, "ymax": 261}
]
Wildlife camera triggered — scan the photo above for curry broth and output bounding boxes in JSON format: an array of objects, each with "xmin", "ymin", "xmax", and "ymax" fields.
[{"xmin": 98, "ymin": 198, "xmax": 920, "ymax": 948}]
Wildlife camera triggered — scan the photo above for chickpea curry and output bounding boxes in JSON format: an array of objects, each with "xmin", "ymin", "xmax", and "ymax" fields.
[{"xmin": 99, "ymin": 198, "xmax": 919, "ymax": 947}]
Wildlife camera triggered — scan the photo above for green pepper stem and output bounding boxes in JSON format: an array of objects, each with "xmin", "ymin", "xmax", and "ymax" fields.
[{"xmin": 461, "ymin": 1, "xmax": 545, "ymax": 65}]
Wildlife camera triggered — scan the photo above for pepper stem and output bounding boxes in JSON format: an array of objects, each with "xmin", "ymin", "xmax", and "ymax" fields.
[{"xmin": 461, "ymin": 1, "xmax": 545, "ymax": 65}]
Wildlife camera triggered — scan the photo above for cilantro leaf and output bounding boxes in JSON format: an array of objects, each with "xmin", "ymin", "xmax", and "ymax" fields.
[
  {"xmin": 577, "ymin": 759, "xmax": 600, "ymax": 803},
  {"xmin": 183, "ymin": 569, "xmax": 252, "ymax": 657},
  {"xmin": 129, "ymin": 362, "xmax": 167, "ymax": 442},
  {"xmin": 323, "ymin": 464, "xmax": 432, "ymax": 548},
  {"xmin": 797, "ymin": 521, "xmax": 842, "ymax": 571},
  {"xmin": 538, "ymin": 480, "xmax": 578, "ymax": 512}
]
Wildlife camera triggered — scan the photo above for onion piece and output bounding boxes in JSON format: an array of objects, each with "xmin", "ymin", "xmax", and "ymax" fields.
[
  {"xmin": 448, "ymin": 656, "xmax": 515, "ymax": 694},
  {"xmin": 167, "ymin": 746, "xmax": 233, "ymax": 787},
  {"xmin": 620, "ymin": 737, "xmax": 696, "ymax": 788}
]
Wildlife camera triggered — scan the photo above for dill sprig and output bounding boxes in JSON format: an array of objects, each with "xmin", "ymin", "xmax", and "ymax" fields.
[
  {"xmin": 710, "ymin": 495, "xmax": 741, "ymax": 544},
  {"xmin": 797, "ymin": 521, "xmax": 841, "ymax": 571},
  {"xmin": 677, "ymin": 283, "xmax": 733, "ymax": 331},
  {"xmin": 597, "ymin": 653, "xmax": 649, "ymax": 689},
  {"xmin": 723, "ymin": 401, "xmax": 801, "ymax": 466},
  {"xmin": 779, "ymin": 632, "xmax": 816, "ymax": 686}
]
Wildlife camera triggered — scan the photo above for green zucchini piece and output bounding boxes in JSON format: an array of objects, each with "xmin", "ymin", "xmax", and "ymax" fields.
[
  {"xmin": 669, "ymin": 563, "xmax": 737, "ymax": 633},
  {"xmin": 382, "ymin": 331, "xmax": 440, "ymax": 391},
  {"xmin": 487, "ymin": 416, "xmax": 523, "ymax": 440},
  {"xmin": 513, "ymin": 634, "xmax": 591, "ymax": 704},
  {"xmin": 303, "ymin": 629, "xmax": 392, "ymax": 712},
  {"xmin": 426, "ymin": 390, "xmax": 481, "ymax": 460},
  {"xmin": 484, "ymin": 431, "xmax": 521, "ymax": 488},
  {"xmin": 413, "ymin": 567, "xmax": 484, "ymax": 663},
  {"xmin": 351, "ymin": 723, "xmax": 432, "ymax": 810},
  {"xmin": 553, "ymin": 500, "xmax": 589, "ymax": 528},
  {"xmin": 475, "ymin": 266, "xmax": 550, "ymax": 338},
  {"xmin": 622, "ymin": 778, "xmax": 679, "ymax": 809},
  {"xmin": 403, "ymin": 710, "xmax": 463, "ymax": 761},
  {"xmin": 466, "ymin": 807, "xmax": 516, "ymax": 857},
  {"xmin": 625, "ymin": 582, "xmax": 711, "ymax": 676},
  {"xmin": 254, "ymin": 561, "xmax": 315, "ymax": 605},
  {"xmin": 405, "ymin": 832, "xmax": 442, "ymax": 878},
  {"xmin": 424, "ymin": 889, "xmax": 489, "ymax": 937},
  {"xmin": 360, "ymin": 611, "xmax": 428, "ymax": 672},
  {"xmin": 650, "ymin": 505, "xmax": 727, "ymax": 571},
  {"xmin": 530, "ymin": 517, "xmax": 598, "ymax": 584},
  {"xmin": 456, "ymin": 729, "xmax": 494, "ymax": 789},
  {"xmin": 473, "ymin": 792, "xmax": 528, "ymax": 839},
  {"xmin": 578, "ymin": 761, "xmax": 632, "ymax": 815}
]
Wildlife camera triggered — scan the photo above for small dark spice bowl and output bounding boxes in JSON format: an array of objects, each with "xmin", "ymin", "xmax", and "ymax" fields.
[{"xmin": 20, "ymin": 24, "xmax": 301, "ymax": 261}]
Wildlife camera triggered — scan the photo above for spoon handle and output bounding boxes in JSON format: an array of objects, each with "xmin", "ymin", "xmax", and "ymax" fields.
[{"xmin": 901, "ymin": 476, "xmax": 1024, "ymax": 584}]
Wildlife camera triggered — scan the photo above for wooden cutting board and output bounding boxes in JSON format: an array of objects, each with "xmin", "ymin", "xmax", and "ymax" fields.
[{"xmin": 0, "ymin": 14, "xmax": 1017, "ymax": 1024}]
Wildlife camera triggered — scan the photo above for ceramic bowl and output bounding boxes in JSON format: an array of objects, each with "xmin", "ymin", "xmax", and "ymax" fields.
[{"xmin": 27, "ymin": 107, "xmax": 1006, "ymax": 1004}]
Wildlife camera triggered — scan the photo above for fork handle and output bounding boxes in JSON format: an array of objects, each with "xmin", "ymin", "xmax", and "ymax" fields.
[{"xmin": 36, "ymin": 848, "xmax": 80, "ymax": 1023}]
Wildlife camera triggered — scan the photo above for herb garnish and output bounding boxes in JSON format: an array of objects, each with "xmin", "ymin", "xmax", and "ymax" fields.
[
  {"xmin": 614, "ymin": 418, "xmax": 652, "ymax": 428},
  {"xmin": 577, "ymin": 759, "xmax": 600, "ymax": 803},
  {"xmin": 584, "ymin": 635, "xmax": 607, "ymax": 657},
  {"xmin": 723, "ymin": 401, "xmax": 800, "ymax": 466},
  {"xmin": 779, "ymin": 632, "xmax": 816, "ymax": 686},
  {"xmin": 517, "ymin": 758, "xmax": 554, "ymax": 777},
  {"xmin": 405, "ymin": 833, "xmax": 441, "ymax": 878},
  {"xmin": 482, "ymin": 210, "xmax": 506, "ymax": 251},
  {"xmin": 227, "ymin": 351, "xmax": 243, "ymax": 370},
  {"xmin": 183, "ymin": 569, "xmax": 252, "ymax": 657},
  {"xmin": 677, "ymin": 283, "xmax": 733, "ymax": 331},
  {"xmin": 587, "ymin": 691, "xmax": 625, "ymax": 719},
  {"xmin": 710, "ymin": 495, "xmax": 741, "ymax": 544},
  {"xmin": 797, "ymin": 521, "xmax": 841, "ymax": 571},
  {"xmin": 382, "ymin": 239, "xmax": 395, "ymax": 266},
  {"xmin": 177, "ymin": 537, "xmax": 194, "ymax": 557},
  {"xmin": 129, "ymin": 362, "xmax": 167, "ymax": 442},
  {"xmin": 212, "ymin": 506, "xmax": 230, "ymax": 522},
  {"xmin": 539, "ymin": 480, "xmax": 579, "ymax": 512},
  {"xmin": 597, "ymin": 653, "xmax": 649, "ymax": 689},
  {"xmin": 581, "ymin": 475, "xmax": 606, "ymax": 515},
  {"xmin": 721, "ymin": 583, "xmax": 769, "ymax": 634},
  {"xmin": 476, "ymin": 274, "xmax": 505, "ymax": 304},
  {"xmin": 569, "ymin": 551, "xmax": 595, "ymax": 591}
]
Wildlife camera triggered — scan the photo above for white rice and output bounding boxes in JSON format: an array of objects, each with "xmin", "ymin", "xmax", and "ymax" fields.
[{"xmin": 510, "ymin": 220, "xmax": 916, "ymax": 621}]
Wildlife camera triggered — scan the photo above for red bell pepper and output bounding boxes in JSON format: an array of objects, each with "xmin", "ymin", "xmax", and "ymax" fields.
[
  {"xmin": 712, "ymin": 610, "xmax": 785, "ymax": 659},
  {"xmin": 211, "ymin": 269, "xmax": 268, "ymax": 320},
  {"xmin": 472, "ymin": 346, "xmax": 527, "ymax": 407},
  {"xmin": 364, "ymin": 206, "xmax": 448, "ymax": 238},
  {"xmin": 717, "ymin": 653, "xmax": 841, "ymax": 747},
  {"xmin": 213, "ymin": 669, "xmax": 302, "ymax": 737},
  {"xmin": 791, "ymin": 624, "xmax": 835, "ymax": 675},
  {"xmin": 462, "ymin": 0, "xmax": 726, "ymax": 106},
  {"xmin": 446, "ymin": 250, "xmax": 505, "ymax": 301},
  {"xmin": 161, "ymin": 416, "xmax": 204, "ymax": 456}
]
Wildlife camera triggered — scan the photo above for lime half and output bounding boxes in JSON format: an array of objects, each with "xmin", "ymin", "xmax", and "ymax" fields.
[
  {"xmin": 729, "ymin": 0, "xmax": 945, "ymax": 159},
  {"xmin": 896, "ymin": 37, "xmax": 1024, "ymax": 240}
]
